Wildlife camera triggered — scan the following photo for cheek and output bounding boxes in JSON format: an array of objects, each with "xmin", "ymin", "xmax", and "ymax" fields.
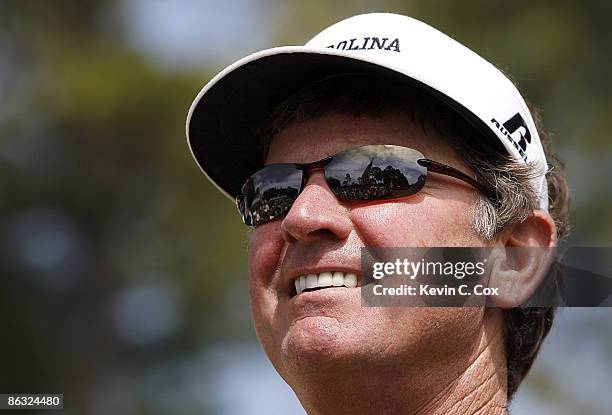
[
  {"xmin": 248, "ymin": 222, "xmax": 284, "ymax": 288},
  {"xmin": 349, "ymin": 197, "xmax": 481, "ymax": 246},
  {"xmin": 247, "ymin": 222, "xmax": 285, "ymax": 340}
]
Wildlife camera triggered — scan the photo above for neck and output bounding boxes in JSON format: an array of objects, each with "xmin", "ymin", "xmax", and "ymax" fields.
[{"xmin": 293, "ymin": 310, "xmax": 508, "ymax": 415}]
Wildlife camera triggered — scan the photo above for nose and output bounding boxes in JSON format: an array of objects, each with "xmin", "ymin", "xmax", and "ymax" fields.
[{"xmin": 281, "ymin": 170, "xmax": 352, "ymax": 244}]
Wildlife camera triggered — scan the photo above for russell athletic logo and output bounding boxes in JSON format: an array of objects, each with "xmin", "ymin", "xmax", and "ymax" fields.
[
  {"xmin": 327, "ymin": 36, "xmax": 401, "ymax": 52},
  {"xmin": 491, "ymin": 113, "xmax": 532, "ymax": 162}
]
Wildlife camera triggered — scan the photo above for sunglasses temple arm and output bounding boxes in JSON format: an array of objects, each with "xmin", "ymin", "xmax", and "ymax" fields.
[{"xmin": 418, "ymin": 159, "xmax": 495, "ymax": 200}]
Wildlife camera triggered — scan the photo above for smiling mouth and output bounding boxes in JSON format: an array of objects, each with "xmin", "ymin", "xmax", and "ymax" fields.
[{"xmin": 293, "ymin": 271, "xmax": 358, "ymax": 296}]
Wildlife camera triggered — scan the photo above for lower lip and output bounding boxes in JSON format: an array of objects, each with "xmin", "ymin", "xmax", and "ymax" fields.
[
  {"xmin": 280, "ymin": 287, "xmax": 361, "ymax": 324},
  {"xmin": 291, "ymin": 287, "xmax": 359, "ymax": 303}
]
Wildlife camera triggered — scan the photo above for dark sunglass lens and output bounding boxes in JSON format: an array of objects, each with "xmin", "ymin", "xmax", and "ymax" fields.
[
  {"xmin": 325, "ymin": 145, "xmax": 427, "ymax": 200},
  {"xmin": 239, "ymin": 164, "xmax": 302, "ymax": 226}
]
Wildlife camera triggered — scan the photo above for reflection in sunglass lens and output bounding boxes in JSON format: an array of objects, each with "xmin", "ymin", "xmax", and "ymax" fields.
[
  {"xmin": 325, "ymin": 145, "xmax": 427, "ymax": 200},
  {"xmin": 239, "ymin": 164, "xmax": 303, "ymax": 226}
]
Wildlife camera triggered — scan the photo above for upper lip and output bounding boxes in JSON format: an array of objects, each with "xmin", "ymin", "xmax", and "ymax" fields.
[{"xmin": 282, "ymin": 265, "xmax": 361, "ymax": 296}]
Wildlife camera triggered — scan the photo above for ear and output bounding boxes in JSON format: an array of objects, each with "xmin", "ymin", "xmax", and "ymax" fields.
[
  {"xmin": 487, "ymin": 210, "xmax": 557, "ymax": 308},
  {"xmin": 504, "ymin": 210, "xmax": 557, "ymax": 249}
]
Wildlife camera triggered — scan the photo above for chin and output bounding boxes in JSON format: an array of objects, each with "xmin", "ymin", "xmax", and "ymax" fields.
[{"xmin": 279, "ymin": 315, "xmax": 367, "ymax": 371}]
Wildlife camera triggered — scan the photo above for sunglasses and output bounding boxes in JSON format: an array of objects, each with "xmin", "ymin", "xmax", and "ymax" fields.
[{"xmin": 236, "ymin": 145, "xmax": 493, "ymax": 226}]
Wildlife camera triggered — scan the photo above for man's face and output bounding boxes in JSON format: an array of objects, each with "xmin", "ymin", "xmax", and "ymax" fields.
[{"xmin": 247, "ymin": 112, "xmax": 489, "ymax": 386}]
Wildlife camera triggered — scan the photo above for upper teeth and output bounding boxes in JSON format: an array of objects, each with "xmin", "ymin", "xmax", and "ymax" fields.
[{"xmin": 294, "ymin": 271, "xmax": 357, "ymax": 295}]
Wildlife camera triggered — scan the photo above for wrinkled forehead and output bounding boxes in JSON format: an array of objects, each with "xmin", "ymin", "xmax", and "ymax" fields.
[{"xmin": 265, "ymin": 112, "xmax": 465, "ymax": 169}]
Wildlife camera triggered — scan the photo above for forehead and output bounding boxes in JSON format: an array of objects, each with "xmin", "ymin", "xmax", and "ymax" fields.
[{"xmin": 265, "ymin": 112, "xmax": 463, "ymax": 167}]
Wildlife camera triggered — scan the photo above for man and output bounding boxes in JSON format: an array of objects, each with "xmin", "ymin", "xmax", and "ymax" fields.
[{"xmin": 186, "ymin": 13, "xmax": 569, "ymax": 414}]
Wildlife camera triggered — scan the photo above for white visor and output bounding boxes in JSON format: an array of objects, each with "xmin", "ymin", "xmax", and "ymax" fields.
[{"xmin": 186, "ymin": 12, "xmax": 549, "ymax": 209}]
